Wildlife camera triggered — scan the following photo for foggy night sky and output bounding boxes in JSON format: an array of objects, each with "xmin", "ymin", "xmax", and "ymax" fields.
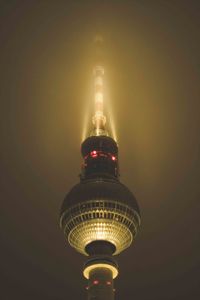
[{"xmin": 0, "ymin": 1, "xmax": 200, "ymax": 299}]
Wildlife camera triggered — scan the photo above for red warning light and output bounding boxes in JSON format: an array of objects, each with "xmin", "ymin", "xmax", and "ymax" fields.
[
  {"xmin": 91, "ymin": 150, "xmax": 97, "ymax": 158},
  {"xmin": 111, "ymin": 156, "xmax": 116, "ymax": 161},
  {"xmin": 93, "ymin": 280, "xmax": 99, "ymax": 285}
]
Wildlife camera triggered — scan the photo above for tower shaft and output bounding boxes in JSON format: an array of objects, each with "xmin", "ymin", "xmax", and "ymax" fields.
[{"xmin": 87, "ymin": 267, "xmax": 114, "ymax": 300}]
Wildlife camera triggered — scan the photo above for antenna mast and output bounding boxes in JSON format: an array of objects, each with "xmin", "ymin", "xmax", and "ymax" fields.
[{"xmin": 91, "ymin": 35, "xmax": 108, "ymax": 137}]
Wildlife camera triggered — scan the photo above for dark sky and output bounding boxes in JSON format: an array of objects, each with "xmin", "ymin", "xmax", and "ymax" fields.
[{"xmin": 1, "ymin": 1, "xmax": 200, "ymax": 299}]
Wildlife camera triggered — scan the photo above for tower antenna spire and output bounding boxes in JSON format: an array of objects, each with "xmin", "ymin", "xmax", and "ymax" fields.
[{"xmin": 91, "ymin": 35, "xmax": 108, "ymax": 137}]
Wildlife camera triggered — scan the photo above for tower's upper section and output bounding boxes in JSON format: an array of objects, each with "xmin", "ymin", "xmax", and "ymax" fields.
[
  {"xmin": 80, "ymin": 36, "xmax": 119, "ymax": 181},
  {"xmin": 60, "ymin": 36, "xmax": 141, "ymax": 257}
]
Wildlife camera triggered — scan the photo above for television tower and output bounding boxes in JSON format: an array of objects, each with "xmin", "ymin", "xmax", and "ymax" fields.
[{"xmin": 60, "ymin": 36, "xmax": 141, "ymax": 300}]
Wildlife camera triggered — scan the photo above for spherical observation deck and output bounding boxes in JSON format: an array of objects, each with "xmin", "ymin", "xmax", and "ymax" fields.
[{"xmin": 60, "ymin": 179, "xmax": 141, "ymax": 256}]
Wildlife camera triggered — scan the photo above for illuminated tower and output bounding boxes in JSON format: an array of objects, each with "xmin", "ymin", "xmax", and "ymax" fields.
[{"xmin": 60, "ymin": 36, "xmax": 141, "ymax": 300}]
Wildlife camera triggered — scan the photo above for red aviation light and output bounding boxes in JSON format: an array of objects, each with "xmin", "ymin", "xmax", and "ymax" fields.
[
  {"xmin": 90, "ymin": 151, "xmax": 116, "ymax": 160},
  {"xmin": 93, "ymin": 280, "xmax": 99, "ymax": 285},
  {"xmin": 91, "ymin": 150, "xmax": 97, "ymax": 158}
]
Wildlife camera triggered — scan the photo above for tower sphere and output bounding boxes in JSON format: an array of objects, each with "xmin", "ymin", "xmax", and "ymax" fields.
[{"xmin": 60, "ymin": 136, "xmax": 141, "ymax": 256}]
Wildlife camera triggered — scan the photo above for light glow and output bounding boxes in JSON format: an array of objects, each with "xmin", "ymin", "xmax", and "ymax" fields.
[
  {"xmin": 95, "ymin": 92, "xmax": 103, "ymax": 103},
  {"xmin": 91, "ymin": 150, "xmax": 97, "ymax": 158},
  {"xmin": 95, "ymin": 76, "xmax": 103, "ymax": 86},
  {"xmin": 60, "ymin": 199, "xmax": 141, "ymax": 256},
  {"xmin": 83, "ymin": 263, "xmax": 118, "ymax": 279}
]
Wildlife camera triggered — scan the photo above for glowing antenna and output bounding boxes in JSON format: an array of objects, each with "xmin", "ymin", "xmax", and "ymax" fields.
[{"xmin": 91, "ymin": 35, "xmax": 108, "ymax": 137}]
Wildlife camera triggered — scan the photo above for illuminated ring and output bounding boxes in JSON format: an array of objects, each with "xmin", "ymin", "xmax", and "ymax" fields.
[{"xmin": 83, "ymin": 263, "xmax": 118, "ymax": 279}]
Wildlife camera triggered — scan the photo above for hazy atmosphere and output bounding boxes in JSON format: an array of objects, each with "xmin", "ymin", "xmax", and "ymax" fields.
[{"xmin": 1, "ymin": 1, "xmax": 200, "ymax": 299}]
